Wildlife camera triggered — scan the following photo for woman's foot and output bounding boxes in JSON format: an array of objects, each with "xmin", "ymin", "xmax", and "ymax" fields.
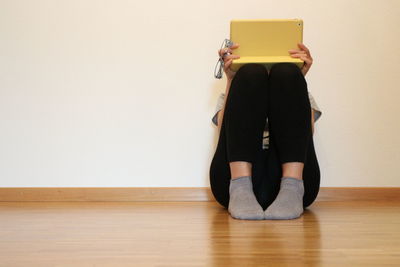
[
  {"xmin": 228, "ymin": 176, "xmax": 264, "ymax": 220},
  {"xmin": 264, "ymin": 177, "xmax": 305, "ymax": 220}
]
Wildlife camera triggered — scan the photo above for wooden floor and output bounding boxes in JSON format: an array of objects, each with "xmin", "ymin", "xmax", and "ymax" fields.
[{"xmin": 1, "ymin": 201, "xmax": 400, "ymax": 266}]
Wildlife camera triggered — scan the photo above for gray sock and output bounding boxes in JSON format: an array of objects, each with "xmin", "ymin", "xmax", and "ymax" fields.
[
  {"xmin": 264, "ymin": 177, "xmax": 305, "ymax": 220},
  {"xmin": 228, "ymin": 176, "xmax": 264, "ymax": 220}
]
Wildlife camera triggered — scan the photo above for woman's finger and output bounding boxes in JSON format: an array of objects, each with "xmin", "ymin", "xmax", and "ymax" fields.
[
  {"xmin": 224, "ymin": 58, "xmax": 233, "ymax": 69},
  {"xmin": 218, "ymin": 48, "xmax": 234, "ymax": 58},
  {"xmin": 298, "ymin": 43, "xmax": 311, "ymax": 57},
  {"xmin": 298, "ymin": 43, "xmax": 310, "ymax": 53},
  {"xmin": 299, "ymin": 55, "xmax": 312, "ymax": 66},
  {"xmin": 218, "ymin": 48, "xmax": 229, "ymax": 57},
  {"xmin": 223, "ymin": 54, "xmax": 240, "ymax": 64},
  {"xmin": 289, "ymin": 51, "xmax": 306, "ymax": 56},
  {"xmin": 288, "ymin": 49, "xmax": 304, "ymax": 54},
  {"xmin": 218, "ymin": 43, "xmax": 240, "ymax": 57},
  {"xmin": 289, "ymin": 53, "xmax": 307, "ymax": 58},
  {"xmin": 224, "ymin": 59, "xmax": 236, "ymax": 73}
]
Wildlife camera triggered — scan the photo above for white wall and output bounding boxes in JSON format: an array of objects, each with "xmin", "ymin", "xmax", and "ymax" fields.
[{"xmin": 0, "ymin": 0, "xmax": 399, "ymax": 187}]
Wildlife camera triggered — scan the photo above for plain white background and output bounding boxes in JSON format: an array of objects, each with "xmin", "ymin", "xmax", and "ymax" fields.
[{"xmin": 0, "ymin": 0, "xmax": 399, "ymax": 187}]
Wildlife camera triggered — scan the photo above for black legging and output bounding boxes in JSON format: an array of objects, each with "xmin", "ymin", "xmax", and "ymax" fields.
[{"xmin": 209, "ymin": 63, "xmax": 320, "ymax": 211}]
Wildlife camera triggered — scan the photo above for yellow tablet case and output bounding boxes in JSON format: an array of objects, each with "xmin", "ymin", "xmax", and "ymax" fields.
[{"xmin": 230, "ymin": 19, "xmax": 304, "ymax": 72}]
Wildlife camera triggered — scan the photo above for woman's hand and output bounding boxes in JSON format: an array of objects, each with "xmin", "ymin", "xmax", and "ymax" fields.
[
  {"xmin": 288, "ymin": 43, "xmax": 313, "ymax": 76},
  {"xmin": 218, "ymin": 43, "xmax": 240, "ymax": 81}
]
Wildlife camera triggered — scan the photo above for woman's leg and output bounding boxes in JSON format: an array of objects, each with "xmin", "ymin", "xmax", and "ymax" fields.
[
  {"xmin": 268, "ymin": 62, "xmax": 312, "ymax": 166},
  {"xmin": 209, "ymin": 63, "xmax": 269, "ymax": 211},
  {"xmin": 256, "ymin": 63, "xmax": 321, "ymax": 210},
  {"xmin": 263, "ymin": 63, "xmax": 318, "ymax": 219},
  {"xmin": 224, "ymin": 63, "xmax": 269, "ymax": 164}
]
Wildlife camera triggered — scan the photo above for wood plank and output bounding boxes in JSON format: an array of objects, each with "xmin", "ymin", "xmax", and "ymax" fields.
[
  {"xmin": 0, "ymin": 201, "xmax": 400, "ymax": 266},
  {"xmin": 1, "ymin": 187, "xmax": 400, "ymax": 201}
]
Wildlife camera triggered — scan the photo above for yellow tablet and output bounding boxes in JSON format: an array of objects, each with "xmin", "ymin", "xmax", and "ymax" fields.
[{"xmin": 230, "ymin": 19, "xmax": 304, "ymax": 71}]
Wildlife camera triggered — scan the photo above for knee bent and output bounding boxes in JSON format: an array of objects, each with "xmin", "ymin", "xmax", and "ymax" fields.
[
  {"xmin": 235, "ymin": 63, "xmax": 268, "ymax": 81},
  {"xmin": 269, "ymin": 62, "xmax": 302, "ymax": 78}
]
